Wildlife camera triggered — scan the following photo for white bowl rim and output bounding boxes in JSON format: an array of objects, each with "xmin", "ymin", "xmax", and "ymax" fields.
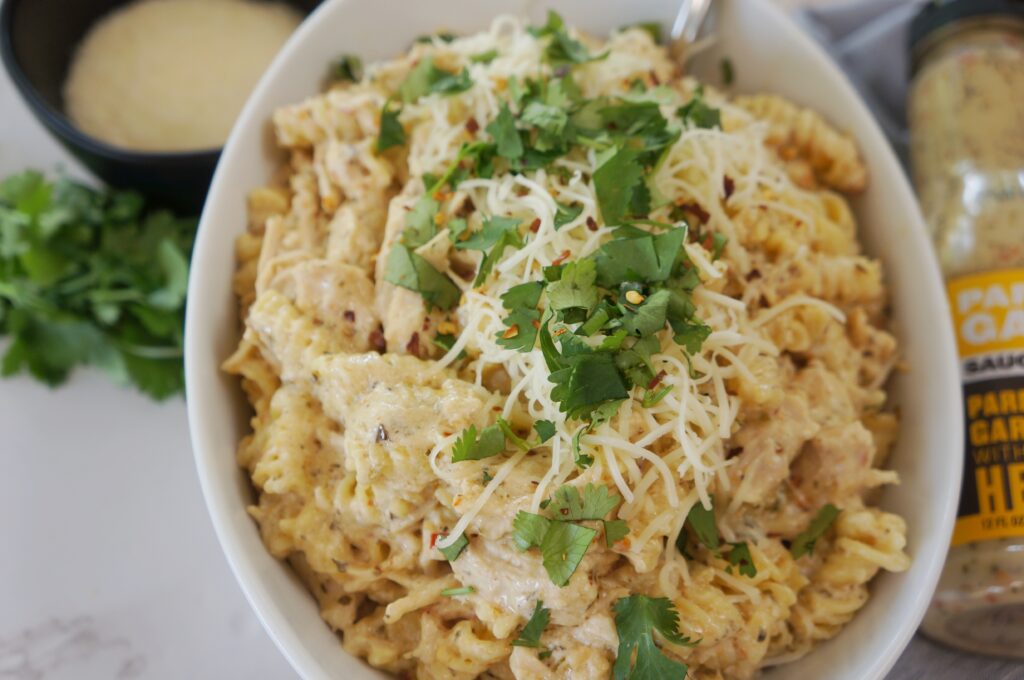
[{"xmin": 185, "ymin": 1, "xmax": 964, "ymax": 678}]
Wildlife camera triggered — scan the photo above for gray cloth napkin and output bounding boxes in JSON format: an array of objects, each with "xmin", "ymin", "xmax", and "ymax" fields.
[{"xmin": 793, "ymin": 0, "xmax": 926, "ymax": 162}]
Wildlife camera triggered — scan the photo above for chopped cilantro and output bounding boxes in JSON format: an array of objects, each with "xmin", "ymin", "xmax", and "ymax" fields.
[
  {"xmin": 720, "ymin": 57, "xmax": 735, "ymax": 86},
  {"xmin": 512, "ymin": 601, "xmax": 551, "ymax": 647},
  {"xmin": 455, "ymin": 215, "xmax": 521, "ymax": 252},
  {"xmin": 547, "ymin": 483, "xmax": 620, "ymax": 521},
  {"xmin": 726, "ymin": 542, "xmax": 756, "ymax": 577},
  {"xmin": 401, "ymin": 194, "xmax": 440, "ymax": 247},
  {"xmin": 447, "ymin": 217, "xmax": 468, "ymax": 242},
  {"xmin": 332, "ymin": 54, "xmax": 363, "ymax": 82},
  {"xmin": 497, "ymin": 418, "xmax": 532, "ymax": 451},
  {"xmin": 432, "ymin": 332, "xmax": 466, "ymax": 359},
  {"xmin": 451, "ymin": 422, "xmax": 507, "ymax": 462},
  {"xmin": 441, "ymin": 586, "xmax": 475, "ymax": 596},
  {"xmin": 470, "ymin": 49, "xmax": 499, "ymax": 64},
  {"xmin": 593, "ymin": 147, "xmax": 644, "ymax": 226},
  {"xmin": 383, "ymin": 244, "xmax": 460, "ymax": 309},
  {"xmin": 546, "ymin": 259, "xmax": 599, "ymax": 314},
  {"xmin": 486, "ymin": 104, "xmax": 524, "ymax": 160},
  {"xmin": 438, "ymin": 533, "xmax": 468, "ymax": 561},
  {"xmin": 512, "ymin": 484, "xmax": 626, "ymax": 586},
  {"xmin": 540, "ymin": 521, "xmax": 598, "ymax": 587},
  {"xmin": 533, "ymin": 419, "xmax": 557, "ymax": 443},
  {"xmin": 612, "ymin": 595, "xmax": 695, "ymax": 680},
  {"xmin": 513, "ymin": 511, "xmax": 553, "ymax": 551},
  {"xmin": 686, "ymin": 496, "xmax": 720, "ymax": 552},
  {"xmin": 554, "ymin": 202, "xmax": 583, "ymax": 229},
  {"xmin": 791, "ymin": 504, "xmax": 840, "ymax": 558},
  {"xmin": 497, "ymin": 281, "xmax": 543, "ymax": 352},
  {"xmin": 672, "ymin": 319, "xmax": 711, "ymax": 354},
  {"xmin": 377, "ymin": 101, "xmax": 406, "ymax": 152},
  {"xmin": 678, "ymin": 91, "xmax": 722, "ymax": 129},
  {"xmin": 415, "ymin": 31, "xmax": 457, "ymax": 44},
  {"xmin": 710, "ymin": 232, "xmax": 728, "ymax": 260},
  {"xmin": 641, "ymin": 384, "xmax": 672, "ymax": 408},
  {"xmin": 399, "ymin": 56, "xmax": 472, "ymax": 102},
  {"xmin": 530, "ymin": 10, "xmax": 606, "ymax": 65},
  {"xmin": 604, "ymin": 519, "xmax": 630, "ymax": 547}
]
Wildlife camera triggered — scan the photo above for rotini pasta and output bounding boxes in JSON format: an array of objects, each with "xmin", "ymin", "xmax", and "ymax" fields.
[{"xmin": 224, "ymin": 16, "xmax": 909, "ymax": 679}]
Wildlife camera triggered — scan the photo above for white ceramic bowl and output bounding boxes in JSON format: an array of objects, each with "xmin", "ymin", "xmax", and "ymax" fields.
[{"xmin": 186, "ymin": 0, "xmax": 964, "ymax": 678}]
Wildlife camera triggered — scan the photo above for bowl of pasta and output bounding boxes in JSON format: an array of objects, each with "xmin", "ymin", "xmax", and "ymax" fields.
[{"xmin": 185, "ymin": 0, "xmax": 963, "ymax": 679}]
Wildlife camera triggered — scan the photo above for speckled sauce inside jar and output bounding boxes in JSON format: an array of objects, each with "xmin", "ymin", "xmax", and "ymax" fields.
[
  {"xmin": 910, "ymin": 8, "xmax": 1024, "ymax": 659},
  {"xmin": 909, "ymin": 23, "xmax": 1024, "ymax": 278}
]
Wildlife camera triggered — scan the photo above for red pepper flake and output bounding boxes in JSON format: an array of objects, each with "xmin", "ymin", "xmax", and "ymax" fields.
[
  {"xmin": 586, "ymin": 216, "xmax": 598, "ymax": 231},
  {"xmin": 649, "ymin": 69, "xmax": 660, "ymax": 86},
  {"xmin": 723, "ymin": 175, "xmax": 735, "ymax": 199},
  {"xmin": 553, "ymin": 327, "xmax": 568, "ymax": 337},
  {"xmin": 503, "ymin": 325, "xmax": 520, "ymax": 339},
  {"xmin": 552, "ymin": 250, "xmax": 571, "ymax": 266},
  {"xmin": 369, "ymin": 326, "xmax": 386, "ymax": 353},
  {"xmin": 531, "ymin": 319, "xmax": 541, "ymax": 330},
  {"xmin": 647, "ymin": 370, "xmax": 667, "ymax": 390},
  {"xmin": 677, "ymin": 201, "xmax": 710, "ymax": 224},
  {"xmin": 429, "ymin": 532, "xmax": 443, "ymax": 548},
  {"xmin": 343, "ymin": 310, "xmax": 356, "ymax": 322},
  {"xmin": 726, "ymin": 446, "xmax": 744, "ymax": 460},
  {"xmin": 406, "ymin": 332, "xmax": 421, "ymax": 356},
  {"xmin": 529, "ymin": 218, "xmax": 541, "ymax": 233},
  {"xmin": 466, "ymin": 117, "xmax": 480, "ymax": 134}
]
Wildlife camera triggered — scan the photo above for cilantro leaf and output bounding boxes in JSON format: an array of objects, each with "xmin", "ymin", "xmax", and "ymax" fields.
[
  {"xmin": 451, "ymin": 423, "xmax": 507, "ymax": 462},
  {"xmin": 438, "ymin": 533, "xmax": 469, "ymax": 561},
  {"xmin": 432, "ymin": 332, "xmax": 466, "ymax": 359},
  {"xmin": 791, "ymin": 504, "xmax": 840, "ymax": 558},
  {"xmin": 401, "ymin": 193, "xmax": 440, "ymax": 247},
  {"xmin": 496, "ymin": 281, "xmax": 543, "ymax": 351},
  {"xmin": 497, "ymin": 418, "xmax": 532, "ymax": 451},
  {"xmin": 678, "ymin": 93, "xmax": 721, "ymax": 129},
  {"xmin": 546, "ymin": 259, "xmax": 598, "ymax": 314},
  {"xmin": 593, "ymin": 147, "xmax": 644, "ymax": 226},
  {"xmin": 486, "ymin": 104, "xmax": 524, "ymax": 160},
  {"xmin": 530, "ymin": 10, "xmax": 606, "ymax": 65},
  {"xmin": 604, "ymin": 519, "xmax": 630, "ymax": 547},
  {"xmin": 672, "ymin": 319, "xmax": 711, "ymax": 354},
  {"xmin": 377, "ymin": 102, "xmax": 406, "ymax": 151},
  {"xmin": 455, "ymin": 215, "xmax": 521, "ymax": 252},
  {"xmin": 470, "ymin": 49, "xmax": 499, "ymax": 64},
  {"xmin": 512, "ymin": 601, "xmax": 551, "ymax": 648},
  {"xmin": 540, "ymin": 521, "xmax": 597, "ymax": 586},
  {"xmin": 533, "ymin": 419, "xmax": 557, "ymax": 443},
  {"xmin": 612, "ymin": 595, "xmax": 694, "ymax": 680},
  {"xmin": 686, "ymin": 497, "xmax": 720, "ymax": 552},
  {"xmin": 400, "ymin": 57, "xmax": 472, "ymax": 101},
  {"xmin": 621, "ymin": 288, "xmax": 670, "ymax": 337},
  {"xmin": 726, "ymin": 542, "xmax": 756, "ymax": 577},
  {"xmin": 383, "ymin": 244, "xmax": 460, "ymax": 310},
  {"xmin": 641, "ymin": 384, "xmax": 672, "ymax": 408},
  {"xmin": 546, "ymin": 484, "xmax": 621, "ymax": 521},
  {"xmin": 332, "ymin": 54, "xmax": 363, "ymax": 82},
  {"xmin": 513, "ymin": 511, "xmax": 553, "ymax": 550},
  {"xmin": 554, "ymin": 202, "xmax": 583, "ymax": 230}
]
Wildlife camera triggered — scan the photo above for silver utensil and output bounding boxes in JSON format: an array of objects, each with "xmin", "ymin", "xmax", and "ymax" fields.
[{"xmin": 668, "ymin": 0, "xmax": 718, "ymax": 65}]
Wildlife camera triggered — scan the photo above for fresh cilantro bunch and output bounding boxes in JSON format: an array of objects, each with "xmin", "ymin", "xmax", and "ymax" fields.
[{"xmin": 0, "ymin": 171, "xmax": 195, "ymax": 399}]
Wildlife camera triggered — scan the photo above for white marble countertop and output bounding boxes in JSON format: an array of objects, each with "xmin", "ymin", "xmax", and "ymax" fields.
[{"xmin": 1, "ymin": 18, "xmax": 1021, "ymax": 680}]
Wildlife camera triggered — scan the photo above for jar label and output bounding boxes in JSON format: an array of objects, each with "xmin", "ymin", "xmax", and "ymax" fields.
[{"xmin": 949, "ymin": 269, "xmax": 1024, "ymax": 546}]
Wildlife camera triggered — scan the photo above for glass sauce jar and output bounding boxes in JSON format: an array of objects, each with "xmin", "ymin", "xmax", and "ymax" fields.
[{"xmin": 908, "ymin": 0, "xmax": 1024, "ymax": 658}]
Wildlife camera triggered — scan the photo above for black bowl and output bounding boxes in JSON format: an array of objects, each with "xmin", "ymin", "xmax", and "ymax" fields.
[{"xmin": 0, "ymin": 0, "xmax": 320, "ymax": 213}]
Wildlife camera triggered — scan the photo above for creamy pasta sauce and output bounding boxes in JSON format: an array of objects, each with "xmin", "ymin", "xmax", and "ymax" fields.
[{"xmin": 225, "ymin": 17, "xmax": 908, "ymax": 679}]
